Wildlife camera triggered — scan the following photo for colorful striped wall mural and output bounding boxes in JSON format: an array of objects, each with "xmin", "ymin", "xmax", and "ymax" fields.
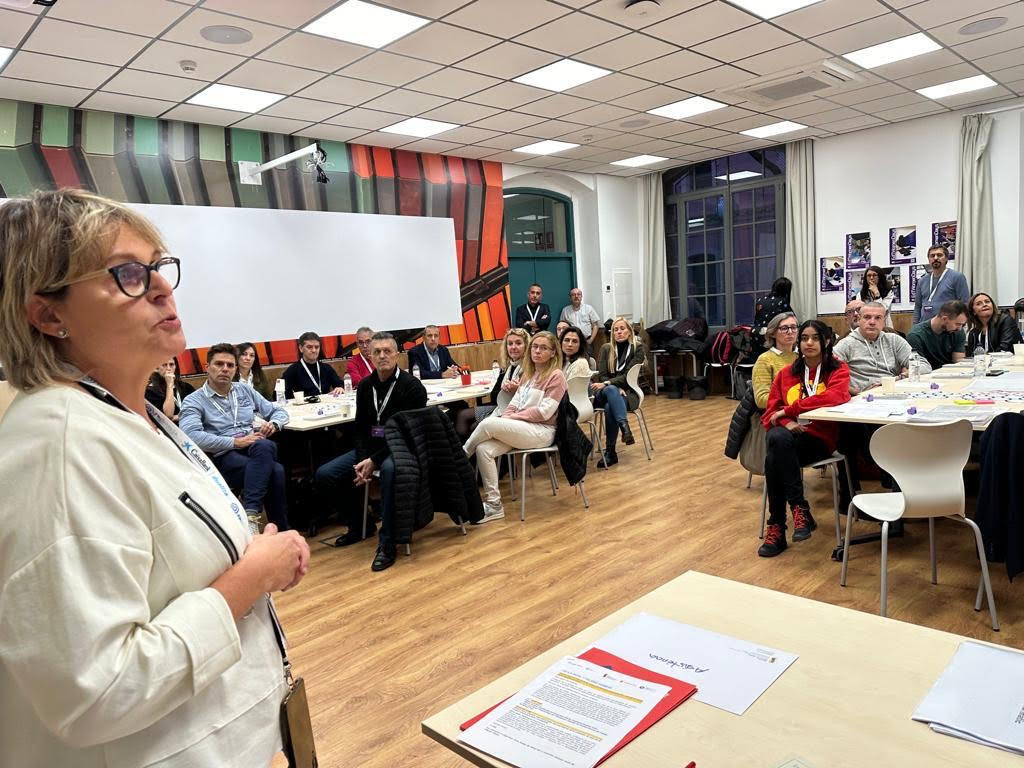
[{"xmin": 0, "ymin": 99, "xmax": 510, "ymax": 374}]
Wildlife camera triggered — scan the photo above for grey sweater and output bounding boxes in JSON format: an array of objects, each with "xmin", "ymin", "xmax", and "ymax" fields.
[{"xmin": 833, "ymin": 329, "xmax": 931, "ymax": 393}]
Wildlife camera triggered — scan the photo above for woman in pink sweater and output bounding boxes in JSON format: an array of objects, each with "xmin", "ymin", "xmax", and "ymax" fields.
[{"xmin": 464, "ymin": 331, "xmax": 567, "ymax": 523}]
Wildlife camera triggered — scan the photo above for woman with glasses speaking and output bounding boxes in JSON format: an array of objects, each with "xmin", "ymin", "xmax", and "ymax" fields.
[{"xmin": 0, "ymin": 190, "xmax": 310, "ymax": 767}]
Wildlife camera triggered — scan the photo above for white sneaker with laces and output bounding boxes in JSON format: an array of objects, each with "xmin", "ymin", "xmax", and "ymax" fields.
[{"xmin": 476, "ymin": 502, "xmax": 505, "ymax": 524}]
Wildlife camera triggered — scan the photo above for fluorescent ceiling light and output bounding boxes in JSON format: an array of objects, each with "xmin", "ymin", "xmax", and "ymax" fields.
[
  {"xmin": 514, "ymin": 59, "xmax": 610, "ymax": 92},
  {"xmin": 612, "ymin": 155, "xmax": 668, "ymax": 167},
  {"xmin": 714, "ymin": 170, "xmax": 762, "ymax": 181},
  {"xmin": 0, "ymin": 47, "xmax": 12, "ymax": 69},
  {"xmin": 727, "ymin": 0, "xmax": 824, "ymax": 18},
  {"xmin": 514, "ymin": 140, "xmax": 579, "ymax": 155},
  {"xmin": 302, "ymin": 0, "xmax": 429, "ymax": 48},
  {"xmin": 648, "ymin": 96, "xmax": 727, "ymax": 120},
  {"xmin": 843, "ymin": 33, "xmax": 940, "ymax": 69},
  {"xmin": 187, "ymin": 83, "xmax": 283, "ymax": 112},
  {"xmin": 917, "ymin": 74, "xmax": 997, "ymax": 100},
  {"xmin": 741, "ymin": 120, "xmax": 805, "ymax": 138},
  {"xmin": 380, "ymin": 117, "xmax": 458, "ymax": 138}
]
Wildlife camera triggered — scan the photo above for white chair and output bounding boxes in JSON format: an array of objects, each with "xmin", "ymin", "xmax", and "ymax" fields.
[
  {"xmin": 839, "ymin": 420, "xmax": 998, "ymax": 630},
  {"xmin": 594, "ymin": 364, "xmax": 653, "ymax": 461},
  {"xmin": 505, "ymin": 445, "xmax": 590, "ymax": 521},
  {"xmin": 758, "ymin": 451, "xmax": 853, "ymax": 550},
  {"xmin": 566, "ymin": 372, "xmax": 598, "ymax": 458}
]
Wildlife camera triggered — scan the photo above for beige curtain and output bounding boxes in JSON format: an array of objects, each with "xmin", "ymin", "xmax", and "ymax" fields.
[
  {"xmin": 956, "ymin": 114, "xmax": 996, "ymax": 293},
  {"xmin": 640, "ymin": 171, "xmax": 671, "ymax": 324},
  {"xmin": 783, "ymin": 139, "xmax": 816, "ymax": 320}
]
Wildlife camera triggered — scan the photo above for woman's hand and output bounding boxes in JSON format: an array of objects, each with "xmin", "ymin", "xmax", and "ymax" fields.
[
  {"xmin": 591, "ymin": 381, "xmax": 606, "ymax": 391},
  {"xmin": 502, "ymin": 378, "xmax": 519, "ymax": 393},
  {"xmin": 769, "ymin": 409, "xmax": 785, "ymax": 425},
  {"xmin": 618, "ymin": 387, "xmax": 626, "ymax": 396},
  {"xmin": 243, "ymin": 524, "xmax": 310, "ymax": 592},
  {"xmin": 785, "ymin": 421, "xmax": 804, "ymax": 434}
]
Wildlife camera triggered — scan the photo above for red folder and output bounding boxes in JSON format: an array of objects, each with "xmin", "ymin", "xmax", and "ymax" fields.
[{"xmin": 459, "ymin": 647, "xmax": 697, "ymax": 764}]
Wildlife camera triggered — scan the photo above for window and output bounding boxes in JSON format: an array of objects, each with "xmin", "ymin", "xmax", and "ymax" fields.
[
  {"xmin": 504, "ymin": 192, "xmax": 569, "ymax": 252},
  {"xmin": 663, "ymin": 148, "xmax": 785, "ymax": 328}
]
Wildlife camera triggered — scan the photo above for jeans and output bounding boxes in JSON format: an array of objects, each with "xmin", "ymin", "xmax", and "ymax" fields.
[
  {"xmin": 213, "ymin": 439, "xmax": 289, "ymax": 530},
  {"xmin": 315, "ymin": 450, "xmax": 396, "ymax": 550},
  {"xmin": 593, "ymin": 385, "xmax": 628, "ymax": 451},
  {"xmin": 764, "ymin": 426, "xmax": 830, "ymax": 526}
]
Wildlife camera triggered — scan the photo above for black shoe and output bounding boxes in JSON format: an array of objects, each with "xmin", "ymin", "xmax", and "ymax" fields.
[
  {"xmin": 758, "ymin": 523, "xmax": 788, "ymax": 557},
  {"xmin": 598, "ymin": 451, "xmax": 618, "ymax": 468},
  {"xmin": 371, "ymin": 546, "xmax": 397, "ymax": 571},
  {"xmin": 619, "ymin": 421, "xmax": 635, "ymax": 445},
  {"xmin": 791, "ymin": 505, "xmax": 817, "ymax": 542},
  {"xmin": 334, "ymin": 522, "xmax": 376, "ymax": 547}
]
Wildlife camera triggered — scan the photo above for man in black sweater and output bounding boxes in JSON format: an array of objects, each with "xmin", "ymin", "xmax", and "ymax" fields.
[
  {"xmin": 281, "ymin": 331, "xmax": 343, "ymax": 398},
  {"xmin": 314, "ymin": 332, "xmax": 427, "ymax": 571},
  {"xmin": 514, "ymin": 283, "xmax": 551, "ymax": 333}
]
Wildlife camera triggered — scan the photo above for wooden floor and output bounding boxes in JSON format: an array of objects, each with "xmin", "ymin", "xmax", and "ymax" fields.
[{"xmin": 273, "ymin": 394, "xmax": 1024, "ymax": 768}]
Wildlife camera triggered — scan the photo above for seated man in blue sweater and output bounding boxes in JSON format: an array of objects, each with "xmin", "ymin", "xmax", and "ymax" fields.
[{"xmin": 406, "ymin": 324, "xmax": 460, "ymax": 379}]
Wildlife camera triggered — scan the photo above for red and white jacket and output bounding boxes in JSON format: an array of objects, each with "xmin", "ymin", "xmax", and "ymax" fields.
[{"xmin": 761, "ymin": 360, "xmax": 851, "ymax": 451}]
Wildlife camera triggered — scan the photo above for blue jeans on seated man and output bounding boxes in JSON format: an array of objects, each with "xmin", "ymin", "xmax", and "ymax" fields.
[
  {"xmin": 593, "ymin": 385, "xmax": 628, "ymax": 451},
  {"xmin": 315, "ymin": 450, "xmax": 396, "ymax": 550},
  {"xmin": 212, "ymin": 438, "xmax": 289, "ymax": 530}
]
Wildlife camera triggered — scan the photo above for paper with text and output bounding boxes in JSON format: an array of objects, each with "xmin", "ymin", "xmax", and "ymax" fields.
[
  {"xmin": 459, "ymin": 656, "xmax": 669, "ymax": 768},
  {"xmin": 584, "ymin": 613, "xmax": 798, "ymax": 715}
]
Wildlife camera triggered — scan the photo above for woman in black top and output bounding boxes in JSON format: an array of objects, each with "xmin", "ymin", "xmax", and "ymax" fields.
[
  {"xmin": 234, "ymin": 342, "xmax": 273, "ymax": 400},
  {"xmin": 144, "ymin": 357, "xmax": 194, "ymax": 421},
  {"xmin": 753, "ymin": 277, "xmax": 793, "ymax": 353},
  {"xmin": 454, "ymin": 327, "xmax": 529, "ymax": 439},
  {"xmin": 966, "ymin": 292, "xmax": 1022, "ymax": 354},
  {"xmin": 592, "ymin": 317, "xmax": 647, "ymax": 467}
]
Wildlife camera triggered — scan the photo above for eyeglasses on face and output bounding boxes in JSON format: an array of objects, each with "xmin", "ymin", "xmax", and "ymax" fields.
[
  {"xmin": 61, "ymin": 256, "xmax": 181, "ymax": 298},
  {"xmin": 777, "ymin": 325, "xmax": 799, "ymax": 332}
]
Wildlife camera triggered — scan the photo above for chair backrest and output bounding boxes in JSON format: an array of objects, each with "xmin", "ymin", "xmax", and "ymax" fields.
[
  {"xmin": 869, "ymin": 420, "xmax": 973, "ymax": 520},
  {"xmin": 625, "ymin": 364, "xmax": 645, "ymax": 408},
  {"xmin": 566, "ymin": 374, "xmax": 594, "ymax": 424}
]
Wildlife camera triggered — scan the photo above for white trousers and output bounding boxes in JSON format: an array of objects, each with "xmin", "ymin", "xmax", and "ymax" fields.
[{"xmin": 464, "ymin": 416, "xmax": 555, "ymax": 506}]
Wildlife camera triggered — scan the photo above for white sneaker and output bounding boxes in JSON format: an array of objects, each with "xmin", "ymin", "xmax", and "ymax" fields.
[{"xmin": 476, "ymin": 502, "xmax": 505, "ymax": 524}]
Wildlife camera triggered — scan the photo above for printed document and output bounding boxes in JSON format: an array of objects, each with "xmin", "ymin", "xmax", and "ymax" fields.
[
  {"xmin": 585, "ymin": 612, "xmax": 797, "ymax": 715},
  {"xmin": 460, "ymin": 656, "xmax": 669, "ymax": 768},
  {"xmin": 913, "ymin": 641, "xmax": 1024, "ymax": 756}
]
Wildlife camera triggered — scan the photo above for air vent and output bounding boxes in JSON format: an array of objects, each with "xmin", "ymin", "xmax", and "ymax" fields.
[{"xmin": 723, "ymin": 61, "xmax": 861, "ymax": 106}]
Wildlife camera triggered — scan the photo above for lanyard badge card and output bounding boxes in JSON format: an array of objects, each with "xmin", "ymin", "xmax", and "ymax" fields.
[{"xmin": 270, "ymin": 601, "xmax": 319, "ymax": 768}]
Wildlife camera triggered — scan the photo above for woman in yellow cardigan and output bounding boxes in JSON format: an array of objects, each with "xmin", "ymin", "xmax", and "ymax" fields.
[{"xmin": 751, "ymin": 312, "xmax": 798, "ymax": 409}]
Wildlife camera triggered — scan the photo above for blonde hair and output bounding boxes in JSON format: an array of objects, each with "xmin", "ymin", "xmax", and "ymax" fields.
[
  {"xmin": 520, "ymin": 330, "xmax": 563, "ymax": 384},
  {"xmin": 0, "ymin": 189, "xmax": 168, "ymax": 392},
  {"xmin": 605, "ymin": 316, "xmax": 637, "ymax": 370},
  {"xmin": 500, "ymin": 327, "xmax": 530, "ymax": 368}
]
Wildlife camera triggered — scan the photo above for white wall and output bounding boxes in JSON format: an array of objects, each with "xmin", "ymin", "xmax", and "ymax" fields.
[{"xmin": 814, "ymin": 107, "xmax": 1022, "ymax": 315}]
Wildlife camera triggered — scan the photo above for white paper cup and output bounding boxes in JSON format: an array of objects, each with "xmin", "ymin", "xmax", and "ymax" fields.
[
  {"xmin": 292, "ymin": 391, "xmax": 304, "ymax": 404},
  {"xmin": 1015, "ymin": 343, "xmax": 1024, "ymax": 358},
  {"xmin": 880, "ymin": 376, "xmax": 896, "ymax": 393}
]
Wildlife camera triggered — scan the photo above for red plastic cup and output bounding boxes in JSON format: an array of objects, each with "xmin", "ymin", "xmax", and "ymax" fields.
[{"xmin": 460, "ymin": 372, "xmax": 471, "ymax": 385}]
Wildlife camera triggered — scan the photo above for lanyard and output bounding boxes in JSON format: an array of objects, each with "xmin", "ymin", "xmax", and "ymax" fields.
[
  {"xmin": 205, "ymin": 384, "xmax": 240, "ymax": 427},
  {"xmin": 526, "ymin": 304, "xmax": 540, "ymax": 323},
  {"xmin": 301, "ymin": 360, "xmax": 322, "ymax": 391},
  {"xmin": 855, "ymin": 333, "xmax": 892, "ymax": 372},
  {"xmin": 803, "ymin": 364, "xmax": 822, "ymax": 399},
  {"xmin": 979, "ymin": 330, "xmax": 988, "ymax": 351},
  {"xmin": 927, "ymin": 270, "xmax": 947, "ymax": 302},
  {"xmin": 426, "ymin": 348, "xmax": 440, "ymax": 371},
  {"xmin": 372, "ymin": 373, "xmax": 399, "ymax": 424}
]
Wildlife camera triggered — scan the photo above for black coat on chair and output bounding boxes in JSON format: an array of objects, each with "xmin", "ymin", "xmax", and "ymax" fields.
[
  {"xmin": 977, "ymin": 412, "xmax": 1024, "ymax": 580},
  {"xmin": 554, "ymin": 394, "xmax": 592, "ymax": 486}
]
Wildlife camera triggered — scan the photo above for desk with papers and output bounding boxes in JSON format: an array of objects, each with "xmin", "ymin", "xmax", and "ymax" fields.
[{"xmin": 422, "ymin": 571, "xmax": 1019, "ymax": 767}]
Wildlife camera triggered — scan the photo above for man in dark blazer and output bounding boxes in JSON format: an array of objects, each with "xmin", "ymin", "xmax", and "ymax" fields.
[
  {"xmin": 514, "ymin": 283, "xmax": 551, "ymax": 333},
  {"xmin": 407, "ymin": 324, "xmax": 460, "ymax": 379}
]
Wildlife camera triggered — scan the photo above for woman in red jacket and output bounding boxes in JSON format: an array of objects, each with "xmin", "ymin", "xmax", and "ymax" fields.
[{"xmin": 759, "ymin": 319, "xmax": 851, "ymax": 557}]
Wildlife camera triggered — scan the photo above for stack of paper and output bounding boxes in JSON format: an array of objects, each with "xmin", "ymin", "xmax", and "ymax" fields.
[
  {"xmin": 913, "ymin": 642, "xmax": 1024, "ymax": 755},
  {"xmin": 908, "ymin": 406, "xmax": 998, "ymax": 425}
]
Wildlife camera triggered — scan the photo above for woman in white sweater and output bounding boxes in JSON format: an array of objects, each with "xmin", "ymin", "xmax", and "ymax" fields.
[
  {"xmin": 0, "ymin": 190, "xmax": 310, "ymax": 768},
  {"xmin": 560, "ymin": 325, "xmax": 592, "ymax": 380},
  {"xmin": 464, "ymin": 331, "xmax": 567, "ymax": 522}
]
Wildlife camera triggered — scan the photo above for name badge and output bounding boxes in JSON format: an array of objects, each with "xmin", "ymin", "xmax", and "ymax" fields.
[
  {"xmin": 371, "ymin": 426, "xmax": 385, "ymax": 438},
  {"xmin": 922, "ymin": 303, "xmax": 935, "ymax": 315}
]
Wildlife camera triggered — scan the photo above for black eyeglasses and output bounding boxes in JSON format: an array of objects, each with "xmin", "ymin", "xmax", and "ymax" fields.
[{"xmin": 61, "ymin": 256, "xmax": 180, "ymax": 297}]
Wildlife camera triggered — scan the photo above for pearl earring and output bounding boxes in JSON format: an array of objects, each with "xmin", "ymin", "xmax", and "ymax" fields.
[{"xmin": 57, "ymin": 328, "xmax": 69, "ymax": 339}]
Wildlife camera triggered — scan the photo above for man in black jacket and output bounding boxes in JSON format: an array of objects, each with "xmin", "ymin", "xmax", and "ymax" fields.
[
  {"xmin": 315, "ymin": 332, "xmax": 427, "ymax": 571},
  {"xmin": 514, "ymin": 283, "xmax": 551, "ymax": 333},
  {"xmin": 406, "ymin": 324, "xmax": 460, "ymax": 380}
]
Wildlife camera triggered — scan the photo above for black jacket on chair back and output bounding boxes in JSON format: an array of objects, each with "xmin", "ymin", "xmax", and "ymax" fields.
[
  {"xmin": 725, "ymin": 387, "xmax": 758, "ymax": 459},
  {"xmin": 977, "ymin": 412, "xmax": 1024, "ymax": 580},
  {"xmin": 554, "ymin": 394, "xmax": 592, "ymax": 486}
]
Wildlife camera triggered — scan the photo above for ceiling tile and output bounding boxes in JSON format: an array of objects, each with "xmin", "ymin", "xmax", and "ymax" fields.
[
  {"xmin": 444, "ymin": 0, "xmax": 571, "ymax": 38},
  {"xmin": 811, "ymin": 14, "xmax": 918, "ymax": 56},
  {"xmin": 325, "ymin": 107, "xmax": 406, "ymax": 130},
  {"xmin": 684, "ymin": 105, "xmax": 759, "ymax": 127},
  {"xmin": 818, "ymin": 114, "xmax": 886, "ymax": 132},
  {"xmin": 856, "ymin": 92, "xmax": 929, "ymax": 112},
  {"xmin": 591, "ymin": 132, "xmax": 649, "ymax": 149},
  {"xmin": 350, "ymin": 130, "xmax": 413, "ymax": 148},
  {"xmin": 624, "ymin": 49, "xmax": 720, "ymax": 82},
  {"xmin": 407, "ymin": 68, "xmax": 500, "ymax": 99},
  {"xmin": 555, "ymin": 126, "xmax": 621, "ymax": 143},
  {"xmin": 399, "ymin": 138, "xmax": 465, "ymax": 154},
  {"xmin": 513, "ymin": 12, "xmax": 626, "ymax": 56},
  {"xmin": 903, "ymin": 0, "xmax": 1010, "ymax": 28},
  {"xmin": 470, "ymin": 111, "xmax": 546, "ymax": 131},
  {"xmin": 130, "ymin": 40, "xmax": 246, "ymax": 81},
  {"xmin": 668, "ymin": 65, "xmax": 754, "ymax": 94},
  {"xmin": 435, "ymin": 125, "xmax": 502, "ymax": 144},
  {"xmin": 632, "ymin": 119, "xmax": 699, "ymax": 138},
  {"xmin": 297, "ymin": 124, "xmax": 367, "ymax": 142},
  {"xmin": 49, "ymin": 0, "xmax": 189, "ymax": 36},
  {"xmin": 773, "ymin": 0, "xmax": 888, "ymax": 38},
  {"xmin": 554, "ymin": 144, "xmax": 611, "ymax": 159},
  {"xmin": 232, "ymin": 115, "xmax": 313, "ymax": 134},
  {"xmin": 449, "ymin": 144, "xmax": 504, "ymax": 158},
  {"xmin": 576, "ymin": 0, "xmax": 708, "ymax": 30},
  {"xmin": 82, "ymin": 91, "xmax": 176, "ymax": 117},
  {"xmin": 927, "ymin": 2, "xmax": 1024, "ymax": 47},
  {"xmin": 827, "ymin": 81, "xmax": 906, "ymax": 105},
  {"xmin": 464, "ymin": 81, "xmax": 552, "ymax": 109},
  {"xmin": 358, "ymin": 88, "xmax": 450, "ymax": 115},
  {"xmin": 954, "ymin": 24, "xmax": 1024, "ymax": 59},
  {"xmin": 2, "ymin": 52, "xmax": 117, "ymax": 90},
  {"xmin": 732, "ymin": 41, "xmax": 826, "ymax": 75},
  {"xmin": 484, "ymin": 150, "xmax": 532, "ymax": 163},
  {"xmin": 574, "ymin": 33, "xmax": 676, "ymax": 72},
  {"xmin": 872, "ymin": 49, "xmax": 961, "ymax": 80},
  {"xmin": 519, "ymin": 93, "xmax": 596, "ymax": 118},
  {"xmin": 549, "ymin": 158, "xmax": 599, "ymax": 171},
  {"xmin": 107, "ymin": 68, "xmax": 203, "ymax": 100},
  {"xmin": 0, "ymin": 9, "xmax": 34, "ymax": 48},
  {"xmin": 258, "ymin": 32, "xmax": 371, "ymax": 73},
  {"xmin": 374, "ymin": 0, "xmax": 475, "ymax": 15},
  {"xmin": 200, "ymin": 0, "xmax": 339, "ymax": 28},
  {"xmin": 295, "ymin": 75, "xmax": 392, "ymax": 106},
  {"xmin": 161, "ymin": 103, "xmax": 249, "ymax": 126},
  {"xmin": 0, "ymin": 78, "xmax": 90, "ymax": 107},
  {"xmin": 897, "ymin": 62, "xmax": 983, "ymax": 91},
  {"xmin": 764, "ymin": 97, "xmax": 836, "ymax": 118},
  {"xmin": 563, "ymin": 102, "xmax": 635, "ymax": 125},
  {"xmin": 565, "ymin": 72, "xmax": 653, "ymax": 102},
  {"xmin": 261, "ymin": 96, "xmax": 345, "ymax": 122},
  {"xmin": 455, "ymin": 42, "xmax": 560, "ymax": 80},
  {"xmin": 671, "ymin": 126, "xmax": 729, "ymax": 143},
  {"xmin": 645, "ymin": 2, "xmax": 759, "ymax": 48},
  {"xmin": 420, "ymin": 100, "xmax": 501, "ymax": 123},
  {"xmin": 385, "ymin": 23, "xmax": 501, "ymax": 66},
  {"xmin": 975, "ymin": 48, "xmax": 1024, "ymax": 72},
  {"xmin": 800, "ymin": 106, "xmax": 863, "ymax": 125},
  {"xmin": 874, "ymin": 101, "xmax": 947, "ymax": 121},
  {"xmin": 337, "ymin": 52, "xmax": 442, "ymax": 87},
  {"xmin": 612, "ymin": 84, "xmax": 692, "ymax": 112},
  {"xmin": 162, "ymin": 9, "xmax": 289, "ymax": 56},
  {"xmin": 23, "ymin": 19, "xmax": 148, "ymax": 66},
  {"xmin": 477, "ymin": 132, "xmax": 542, "ymax": 149},
  {"xmin": 694, "ymin": 23, "xmax": 799, "ymax": 62},
  {"xmin": 221, "ymin": 59, "xmax": 323, "ymax": 94},
  {"xmin": 1006, "ymin": 78, "xmax": 1024, "ymax": 94},
  {"xmin": 517, "ymin": 119, "xmax": 588, "ymax": 139},
  {"xmin": 992, "ymin": 63, "xmax": 1024, "ymax": 83}
]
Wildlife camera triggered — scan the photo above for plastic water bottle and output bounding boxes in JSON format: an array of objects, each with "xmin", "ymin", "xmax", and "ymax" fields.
[
  {"xmin": 974, "ymin": 347, "xmax": 987, "ymax": 377},
  {"xmin": 491, "ymin": 359, "xmax": 501, "ymax": 379},
  {"xmin": 343, "ymin": 372, "xmax": 352, "ymax": 395},
  {"xmin": 909, "ymin": 353, "xmax": 921, "ymax": 383},
  {"xmin": 274, "ymin": 378, "xmax": 286, "ymax": 406},
  {"xmin": 412, "ymin": 364, "xmax": 420, "ymax": 380}
]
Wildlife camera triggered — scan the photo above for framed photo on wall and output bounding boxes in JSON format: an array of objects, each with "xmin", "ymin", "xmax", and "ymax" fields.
[
  {"xmin": 889, "ymin": 226, "xmax": 916, "ymax": 264},
  {"xmin": 882, "ymin": 266, "xmax": 902, "ymax": 303},
  {"xmin": 909, "ymin": 264, "xmax": 929, "ymax": 302},
  {"xmin": 820, "ymin": 257, "xmax": 844, "ymax": 293},
  {"xmin": 846, "ymin": 269, "xmax": 866, "ymax": 301},
  {"xmin": 931, "ymin": 221, "xmax": 957, "ymax": 260},
  {"xmin": 846, "ymin": 232, "xmax": 871, "ymax": 268}
]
